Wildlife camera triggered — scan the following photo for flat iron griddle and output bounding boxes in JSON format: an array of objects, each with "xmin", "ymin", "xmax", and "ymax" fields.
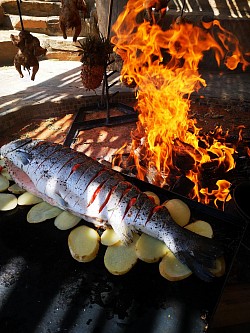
[{"xmin": 0, "ymin": 176, "xmax": 246, "ymax": 333}]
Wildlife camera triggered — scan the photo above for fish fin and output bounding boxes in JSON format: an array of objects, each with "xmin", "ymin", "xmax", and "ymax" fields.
[
  {"xmin": 109, "ymin": 220, "xmax": 134, "ymax": 244},
  {"xmin": 46, "ymin": 186, "xmax": 68, "ymax": 208},
  {"xmin": 15, "ymin": 150, "xmax": 32, "ymax": 165},
  {"xmin": 53, "ymin": 192, "xmax": 68, "ymax": 208},
  {"xmin": 174, "ymin": 232, "xmax": 224, "ymax": 282}
]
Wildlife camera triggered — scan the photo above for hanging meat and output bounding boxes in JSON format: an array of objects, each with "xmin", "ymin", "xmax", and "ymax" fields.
[
  {"xmin": 10, "ymin": 30, "xmax": 47, "ymax": 81},
  {"xmin": 59, "ymin": 0, "xmax": 87, "ymax": 42}
]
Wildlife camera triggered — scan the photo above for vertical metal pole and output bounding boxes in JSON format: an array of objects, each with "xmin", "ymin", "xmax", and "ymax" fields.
[
  {"xmin": 181, "ymin": 0, "xmax": 186, "ymax": 17},
  {"xmin": 105, "ymin": 0, "xmax": 114, "ymax": 124},
  {"xmin": 16, "ymin": 0, "xmax": 24, "ymax": 30},
  {"xmin": 107, "ymin": 0, "xmax": 114, "ymax": 39}
]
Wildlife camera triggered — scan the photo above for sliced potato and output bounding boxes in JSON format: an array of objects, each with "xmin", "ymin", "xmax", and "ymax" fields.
[
  {"xmin": 135, "ymin": 233, "xmax": 168, "ymax": 263},
  {"xmin": 68, "ymin": 225, "xmax": 100, "ymax": 262},
  {"xmin": 18, "ymin": 192, "xmax": 43, "ymax": 205},
  {"xmin": 185, "ymin": 220, "xmax": 213, "ymax": 238},
  {"xmin": 0, "ymin": 158, "xmax": 5, "ymax": 167},
  {"xmin": 143, "ymin": 191, "xmax": 160, "ymax": 205},
  {"xmin": 54, "ymin": 211, "xmax": 81, "ymax": 230},
  {"xmin": 101, "ymin": 228, "xmax": 121, "ymax": 246},
  {"xmin": 104, "ymin": 234, "xmax": 139, "ymax": 275},
  {"xmin": 1, "ymin": 168, "xmax": 13, "ymax": 181},
  {"xmin": 8, "ymin": 183, "xmax": 26, "ymax": 195},
  {"xmin": 159, "ymin": 251, "xmax": 192, "ymax": 281},
  {"xmin": 162, "ymin": 198, "xmax": 191, "ymax": 227},
  {"xmin": 209, "ymin": 256, "xmax": 226, "ymax": 278},
  {"xmin": 0, "ymin": 193, "xmax": 18, "ymax": 211},
  {"xmin": 27, "ymin": 202, "xmax": 63, "ymax": 223},
  {"xmin": 0, "ymin": 174, "xmax": 10, "ymax": 192}
]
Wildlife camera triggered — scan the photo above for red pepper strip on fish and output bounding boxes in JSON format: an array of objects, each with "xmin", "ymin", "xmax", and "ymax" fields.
[{"xmin": 1, "ymin": 139, "xmax": 224, "ymax": 281}]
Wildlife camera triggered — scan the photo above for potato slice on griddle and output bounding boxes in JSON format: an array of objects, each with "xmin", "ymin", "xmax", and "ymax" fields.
[
  {"xmin": 101, "ymin": 228, "xmax": 121, "ymax": 246},
  {"xmin": 209, "ymin": 256, "xmax": 226, "ymax": 278},
  {"xmin": 27, "ymin": 202, "xmax": 63, "ymax": 223},
  {"xmin": 1, "ymin": 168, "xmax": 13, "ymax": 181},
  {"xmin": 8, "ymin": 183, "xmax": 26, "ymax": 195},
  {"xmin": 104, "ymin": 234, "xmax": 139, "ymax": 275},
  {"xmin": 68, "ymin": 225, "xmax": 100, "ymax": 262},
  {"xmin": 143, "ymin": 191, "xmax": 160, "ymax": 205},
  {"xmin": 185, "ymin": 220, "xmax": 213, "ymax": 238},
  {"xmin": 159, "ymin": 251, "xmax": 192, "ymax": 281},
  {"xmin": 54, "ymin": 211, "xmax": 81, "ymax": 230},
  {"xmin": 0, "ymin": 193, "xmax": 18, "ymax": 211},
  {"xmin": 135, "ymin": 233, "xmax": 168, "ymax": 263},
  {"xmin": 0, "ymin": 174, "xmax": 9, "ymax": 192},
  {"xmin": 162, "ymin": 198, "xmax": 191, "ymax": 227},
  {"xmin": 0, "ymin": 158, "xmax": 5, "ymax": 167},
  {"xmin": 18, "ymin": 192, "xmax": 43, "ymax": 206}
]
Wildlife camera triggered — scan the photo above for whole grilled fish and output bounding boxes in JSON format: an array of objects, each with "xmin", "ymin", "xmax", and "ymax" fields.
[{"xmin": 1, "ymin": 139, "xmax": 223, "ymax": 281}]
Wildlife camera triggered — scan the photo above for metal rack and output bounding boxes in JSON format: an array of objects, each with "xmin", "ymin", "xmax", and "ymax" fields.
[
  {"xmin": 63, "ymin": 0, "xmax": 137, "ymax": 147},
  {"xmin": 63, "ymin": 61, "xmax": 137, "ymax": 147}
]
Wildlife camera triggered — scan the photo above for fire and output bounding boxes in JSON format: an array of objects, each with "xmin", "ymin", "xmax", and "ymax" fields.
[
  {"xmin": 111, "ymin": 0, "xmax": 249, "ymax": 206},
  {"xmin": 200, "ymin": 180, "xmax": 232, "ymax": 209}
]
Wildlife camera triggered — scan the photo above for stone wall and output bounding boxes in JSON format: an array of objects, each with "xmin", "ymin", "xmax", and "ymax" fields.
[{"xmin": 0, "ymin": 0, "xmax": 249, "ymax": 67}]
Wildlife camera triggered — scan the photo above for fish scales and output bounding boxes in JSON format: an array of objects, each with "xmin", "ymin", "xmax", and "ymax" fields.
[
  {"xmin": 35, "ymin": 151, "xmax": 73, "ymax": 182},
  {"xmin": 34, "ymin": 148, "xmax": 76, "ymax": 198},
  {"xmin": 72, "ymin": 169, "xmax": 111, "ymax": 209},
  {"xmin": 64, "ymin": 158, "xmax": 100, "ymax": 199},
  {"xmin": 51, "ymin": 155, "xmax": 88, "ymax": 192},
  {"xmin": 131, "ymin": 198, "xmax": 156, "ymax": 232},
  {"xmin": 97, "ymin": 182, "xmax": 130, "ymax": 222},
  {"xmin": 68, "ymin": 176, "xmax": 122, "ymax": 226},
  {"xmin": 122, "ymin": 193, "xmax": 149, "ymax": 227},
  {"xmin": 25, "ymin": 141, "xmax": 58, "ymax": 173},
  {"xmin": 71, "ymin": 161, "xmax": 104, "ymax": 198},
  {"xmin": 29, "ymin": 145, "xmax": 67, "ymax": 185},
  {"xmin": 34, "ymin": 150, "xmax": 82, "ymax": 204},
  {"xmin": 108, "ymin": 186, "xmax": 140, "ymax": 242},
  {"xmin": 1, "ymin": 139, "xmax": 224, "ymax": 281},
  {"xmin": 86, "ymin": 176, "xmax": 121, "ymax": 213}
]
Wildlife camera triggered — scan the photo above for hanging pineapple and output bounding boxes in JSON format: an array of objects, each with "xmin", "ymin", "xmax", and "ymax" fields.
[{"xmin": 77, "ymin": 34, "xmax": 113, "ymax": 90}]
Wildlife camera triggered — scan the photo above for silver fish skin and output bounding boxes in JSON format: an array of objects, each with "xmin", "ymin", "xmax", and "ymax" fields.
[{"xmin": 1, "ymin": 139, "xmax": 223, "ymax": 281}]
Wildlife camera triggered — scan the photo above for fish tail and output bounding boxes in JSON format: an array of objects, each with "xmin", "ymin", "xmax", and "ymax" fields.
[
  {"xmin": 171, "ymin": 228, "xmax": 224, "ymax": 281},
  {"xmin": 144, "ymin": 206, "xmax": 224, "ymax": 281}
]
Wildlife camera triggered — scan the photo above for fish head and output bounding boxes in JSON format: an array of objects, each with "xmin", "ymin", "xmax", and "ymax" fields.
[
  {"xmin": 1, "ymin": 138, "xmax": 35, "ymax": 170},
  {"xmin": 1, "ymin": 139, "xmax": 38, "ymax": 169},
  {"xmin": 1, "ymin": 138, "xmax": 64, "ymax": 205},
  {"xmin": 0, "ymin": 139, "xmax": 44, "ymax": 196}
]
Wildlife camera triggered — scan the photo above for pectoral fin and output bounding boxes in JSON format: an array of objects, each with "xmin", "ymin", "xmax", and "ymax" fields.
[{"xmin": 15, "ymin": 150, "xmax": 32, "ymax": 165}]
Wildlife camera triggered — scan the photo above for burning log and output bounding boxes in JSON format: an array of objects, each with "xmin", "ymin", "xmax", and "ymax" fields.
[
  {"xmin": 172, "ymin": 139, "xmax": 202, "ymax": 171},
  {"xmin": 111, "ymin": 0, "xmax": 250, "ymax": 207},
  {"xmin": 171, "ymin": 175, "xmax": 195, "ymax": 197}
]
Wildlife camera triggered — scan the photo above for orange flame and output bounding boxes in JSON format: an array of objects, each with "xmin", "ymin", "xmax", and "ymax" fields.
[
  {"xmin": 111, "ymin": 0, "xmax": 249, "ymax": 206},
  {"xmin": 200, "ymin": 180, "xmax": 232, "ymax": 209}
]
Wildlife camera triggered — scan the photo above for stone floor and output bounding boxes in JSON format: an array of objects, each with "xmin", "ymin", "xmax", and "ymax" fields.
[{"xmin": 1, "ymin": 60, "xmax": 250, "ymax": 114}]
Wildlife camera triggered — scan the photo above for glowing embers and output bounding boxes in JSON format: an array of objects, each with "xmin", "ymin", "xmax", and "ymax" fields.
[{"xmin": 111, "ymin": 0, "xmax": 249, "ymax": 207}]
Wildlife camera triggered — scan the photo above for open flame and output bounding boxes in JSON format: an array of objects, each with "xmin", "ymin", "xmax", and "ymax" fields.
[{"xmin": 111, "ymin": 0, "xmax": 249, "ymax": 206}]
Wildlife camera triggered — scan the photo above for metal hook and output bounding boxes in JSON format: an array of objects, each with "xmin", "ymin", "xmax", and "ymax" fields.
[{"xmin": 16, "ymin": 0, "xmax": 24, "ymax": 30}]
